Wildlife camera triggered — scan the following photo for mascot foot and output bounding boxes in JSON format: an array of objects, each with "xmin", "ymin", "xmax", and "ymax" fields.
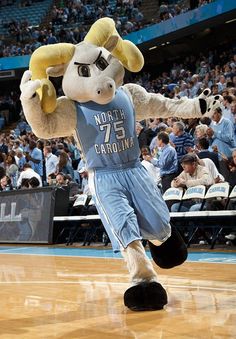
[
  {"xmin": 124, "ymin": 282, "xmax": 167, "ymax": 311},
  {"xmin": 148, "ymin": 225, "xmax": 187, "ymax": 269}
]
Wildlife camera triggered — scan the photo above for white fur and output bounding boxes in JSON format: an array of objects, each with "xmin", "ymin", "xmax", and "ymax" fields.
[
  {"xmin": 19, "ymin": 40, "xmax": 213, "ymax": 294},
  {"xmin": 121, "ymin": 240, "xmax": 158, "ymax": 285}
]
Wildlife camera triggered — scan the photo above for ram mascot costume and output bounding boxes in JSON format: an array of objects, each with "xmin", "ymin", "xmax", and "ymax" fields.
[{"xmin": 20, "ymin": 18, "xmax": 220, "ymax": 311}]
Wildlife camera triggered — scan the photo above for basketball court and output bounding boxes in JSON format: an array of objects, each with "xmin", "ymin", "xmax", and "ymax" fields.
[{"xmin": 0, "ymin": 245, "xmax": 235, "ymax": 338}]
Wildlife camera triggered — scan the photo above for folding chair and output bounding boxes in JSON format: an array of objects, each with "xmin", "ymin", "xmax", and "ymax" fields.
[
  {"xmin": 182, "ymin": 185, "xmax": 206, "ymax": 208},
  {"xmin": 204, "ymin": 182, "xmax": 230, "ymax": 248},
  {"xmin": 224, "ymin": 185, "xmax": 236, "ymax": 243},
  {"xmin": 163, "ymin": 187, "xmax": 184, "ymax": 211},
  {"xmin": 228, "ymin": 184, "xmax": 236, "ymax": 203},
  {"xmin": 163, "ymin": 187, "xmax": 184, "ymax": 201},
  {"xmin": 67, "ymin": 196, "xmax": 103, "ymax": 246},
  {"xmin": 180, "ymin": 185, "xmax": 206, "ymax": 246},
  {"xmin": 204, "ymin": 182, "xmax": 230, "ymax": 201}
]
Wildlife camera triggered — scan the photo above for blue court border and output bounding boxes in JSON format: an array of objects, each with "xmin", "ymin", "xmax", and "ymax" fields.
[{"xmin": 0, "ymin": 246, "xmax": 236, "ymax": 264}]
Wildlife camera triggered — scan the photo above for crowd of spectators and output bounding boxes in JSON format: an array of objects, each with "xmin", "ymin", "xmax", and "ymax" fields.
[
  {"xmin": 0, "ymin": 0, "xmax": 145, "ymax": 57},
  {"xmin": 0, "ymin": 0, "xmax": 216, "ymax": 57},
  {"xmin": 0, "ymin": 0, "xmax": 41, "ymax": 7},
  {"xmin": 0, "ymin": 0, "xmax": 235, "ymax": 244},
  {"xmin": 0, "ymin": 40, "xmax": 235, "ymax": 197}
]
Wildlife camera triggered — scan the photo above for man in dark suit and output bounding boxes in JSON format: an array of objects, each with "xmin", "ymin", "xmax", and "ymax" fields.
[
  {"xmin": 136, "ymin": 121, "xmax": 156, "ymax": 149},
  {"xmin": 197, "ymin": 137, "xmax": 220, "ymax": 170}
]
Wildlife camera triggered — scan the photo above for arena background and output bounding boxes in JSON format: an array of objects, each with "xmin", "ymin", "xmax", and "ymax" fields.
[{"xmin": 0, "ymin": 0, "xmax": 236, "ymax": 93}]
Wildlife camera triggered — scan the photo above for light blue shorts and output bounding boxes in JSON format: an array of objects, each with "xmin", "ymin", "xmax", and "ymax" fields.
[{"xmin": 89, "ymin": 162, "xmax": 171, "ymax": 252}]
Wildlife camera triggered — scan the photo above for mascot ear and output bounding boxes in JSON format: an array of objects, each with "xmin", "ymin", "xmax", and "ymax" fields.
[
  {"xmin": 29, "ymin": 43, "xmax": 75, "ymax": 113},
  {"xmin": 84, "ymin": 17, "xmax": 144, "ymax": 72}
]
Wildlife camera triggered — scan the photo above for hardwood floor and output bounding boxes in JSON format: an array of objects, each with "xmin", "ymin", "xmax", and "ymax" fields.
[{"xmin": 0, "ymin": 252, "xmax": 235, "ymax": 338}]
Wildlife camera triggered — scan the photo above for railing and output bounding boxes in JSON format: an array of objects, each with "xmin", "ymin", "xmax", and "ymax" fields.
[{"xmin": 53, "ymin": 210, "xmax": 236, "ymax": 249}]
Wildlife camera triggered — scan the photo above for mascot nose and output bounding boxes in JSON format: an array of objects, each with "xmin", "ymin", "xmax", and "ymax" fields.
[{"xmin": 96, "ymin": 81, "xmax": 114, "ymax": 95}]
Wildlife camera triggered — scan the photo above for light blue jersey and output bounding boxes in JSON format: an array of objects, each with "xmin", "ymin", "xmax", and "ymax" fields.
[
  {"xmin": 75, "ymin": 87, "xmax": 140, "ymax": 169},
  {"xmin": 75, "ymin": 88, "xmax": 171, "ymax": 252}
]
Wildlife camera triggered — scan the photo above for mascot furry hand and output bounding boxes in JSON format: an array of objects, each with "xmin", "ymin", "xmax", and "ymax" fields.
[{"xmin": 20, "ymin": 18, "xmax": 219, "ymax": 311}]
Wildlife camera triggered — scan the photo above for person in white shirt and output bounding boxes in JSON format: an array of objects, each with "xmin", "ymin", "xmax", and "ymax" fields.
[
  {"xmin": 78, "ymin": 167, "xmax": 90, "ymax": 195},
  {"xmin": 43, "ymin": 145, "xmax": 59, "ymax": 182},
  {"xmin": 198, "ymin": 157, "xmax": 225, "ymax": 183},
  {"xmin": 140, "ymin": 146, "xmax": 161, "ymax": 186},
  {"xmin": 17, "ymin": 163, "xmax": 42, "ymax": 188}
]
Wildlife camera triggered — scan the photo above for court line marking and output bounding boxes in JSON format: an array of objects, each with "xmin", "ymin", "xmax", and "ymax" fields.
[
  {"xmin": 0, "ymin": 247, "xmax": 31, "ymax": 252},
  {"xmin": 0, "ymin": 246, "xmax": 236, "ymax": 264},
  {"xmin": 0, "ymin": 251, "xmax": 236, "ymax": 264},
  {"xmin": 0, "ymin": 280, "xmax": 235, "ymax": 293}
]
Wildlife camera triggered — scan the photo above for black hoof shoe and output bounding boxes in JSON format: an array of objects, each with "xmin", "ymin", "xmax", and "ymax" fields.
[
  {"xmin": 124, "ymin": 282, "xmax": 167, "ymax": 311},
  {"xmin": 149, "ymin": 225, "xmax": 187, "ymax": 269}
]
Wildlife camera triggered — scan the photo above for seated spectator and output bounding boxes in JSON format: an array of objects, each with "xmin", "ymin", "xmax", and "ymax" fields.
[
  {"xmin": 207, "ymin": 107, "xmax": 236, "ymax": 158},
  {"xmin": 64, "ymin": 174, "xmax": 79, "ymax": 198},
  {"xmin": 16, "ymin": 116, "xmax": 29, "ymax": 135},
  {"xmin": 28, "ymin": 177, "xmax": 40, "ymax": 189},
  {"xmin": 200, "ymin": 116, "xmax": 211, "ymax": 127},
  {"xmin": 55, "ymin": 172, "xmax": 67, "ymax": 187},
  {"xmin": 64, "ymin": 136, "xmax": 81, "ymax": 170},
  {"xmin": 219, "ymin": 149, "xmax": 236, "ymax": 187},
  {"xmin": 17, "ymin": 163, "xmax": 42, "ymax": 188},
  {"xmin": 169, "ymin": 121, "xmax": 194, "ymax": 173},
  {"xmin": 222, "ymin": 95, "xmax": 234, "ymax": 124},
  {"xmin": 136, "ymin": 121, "xmax": 155, "ymax": 149},
  {"xmin": 26, "ymin": 139, "xmax": 43, "ymax": 178},
  {"xmin": 0, "ymin": 175, "xmax": 13, "ymax": 191},
  {"xmin": 140, "ymin": 146, "xmax": 161, "ymax": 187},
  {"xmin": 78, "ymin": 167, "xmax": 90, "ymax": 195},
  {"xmin": 171, "ymin": 153, "xmax": 214, "ymax": 212},
  {"xmin": 15, "ymin": 149, "xmax": 27, "ymax": 171},
  {"xmin": 55, "ymin": 172, "xmax": 79, "ymax": 199},
  {"xmin": 47, "ymin": 173, "xmax": 57, "ymax": 186},
  {"xmin": 150, "ymin": 132, "xmax": 178, "ymax": 192},
  {"xmin": 198, "ymin": 157, "xmax": 225, "ymax": 183},
  {"xmin": 55, "ymin": 150, "xmax": 74, "ymax": 179},
  {"xmin": 197, "ymin": 137, "xmax": 220, "ymax": 169},
  {"xmin": 194, "ymin": 124, "xmax": 209, "ymax": 140},
  {"xmin": 5, "ymin": 153, "xmax": 18, "ymax": 188},
  {"xmin": 43, "ymin": 145, "xmax": 59, "ymax": 183},
  {"xmin": 185, "ymin": 118, "xmax": 199, "ymax": 138},
  {"xmin": 0, "ymin": 152, "xmax": 6, "ymax": 178},
  {"xmin": 20, "ymin": 178, "xmax": 30, "ymax": 189},
  {"xmin": 149, "ymin": 120, "xmax": 168, "ymax": 154},
  {"xmin": 0, "ymin": 166, "xmax": 6, "ymax": 180},
  {"xmin": 0, "ymin": 137, "xmax": 8, "ymax": 154}
]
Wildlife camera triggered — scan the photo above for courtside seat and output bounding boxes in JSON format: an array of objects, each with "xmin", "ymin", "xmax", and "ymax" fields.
[
  {"xmin": 201, "ymin": 182, "xmax": 230, "ymax": 248},
  {"xmin": 163, "ymin": 187, "xmax": 184, "ymax": 201},
  {"xmin": 179, "ymin": 185, "xmax": 206, "ymax": 246},
  {"xmin": 204, "ymin": 182, "xmax": 230, "ymax": 201},
  {"xmin": 182, "ymin": 185, "xmax": 206, "ymax": 203},
  {"xmin": 226, "ymin": 184, "xmax": 236, "ymax": 211},
  {"xmin": 229, "ymin": 185, "xmax": 236, "ymax": 199},
  {"xmin": 163, "ymin": 187, "xmax": 184, "ymax": 211}
]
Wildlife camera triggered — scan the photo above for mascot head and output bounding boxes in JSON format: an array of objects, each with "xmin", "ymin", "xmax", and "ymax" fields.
[{"xmin": 29, "ymin": 17, "xmax": 144, "ymax": 113}]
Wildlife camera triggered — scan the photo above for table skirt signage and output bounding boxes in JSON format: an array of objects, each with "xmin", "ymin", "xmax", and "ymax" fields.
[{"xmin": 0, "ymin": 187, "xmax": 56, "ymax": 243}]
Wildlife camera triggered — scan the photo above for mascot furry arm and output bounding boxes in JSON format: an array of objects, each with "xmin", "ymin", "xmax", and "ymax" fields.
[{"xmin": 20, "ymin": 18, "xmax": 220, "ymax": 311}]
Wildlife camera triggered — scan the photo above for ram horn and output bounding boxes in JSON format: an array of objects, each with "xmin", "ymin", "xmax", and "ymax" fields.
[
  {"xmin": 84, "ymin": 17, "xmax": 144, "ymax": 73},
  {"xmin": 29, "ymin": 43, "xmax": 75, "ymax": 113}
]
